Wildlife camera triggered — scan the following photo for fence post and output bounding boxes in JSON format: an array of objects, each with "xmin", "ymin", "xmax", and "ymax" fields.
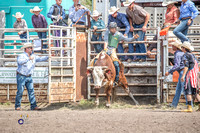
[{"xmin": 157, "ymin": 27, "xmax": 161, "ymax": 104}]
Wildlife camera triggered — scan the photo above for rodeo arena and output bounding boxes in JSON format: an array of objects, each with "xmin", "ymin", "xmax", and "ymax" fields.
[{"xmin": 0, "ymin": 0, "xmax": 200, "ymax": 132}]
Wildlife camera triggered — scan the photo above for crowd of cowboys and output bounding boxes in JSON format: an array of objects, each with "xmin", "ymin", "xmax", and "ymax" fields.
[{"xmin": 13, "ymin": 0, "xmax": 200, "ymax": 112}]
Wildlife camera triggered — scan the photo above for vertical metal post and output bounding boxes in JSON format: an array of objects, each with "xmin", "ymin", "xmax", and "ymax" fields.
[
  {"xmin": 157, "ymin": 27, "xmax": 161, "ymax": 104},
  {"xmin": 7, "ymin": 84, "xmax": 9, "ymax": 100},
  {"xmin": 48, "ymin": 25, "xmax": 52, "ymax": 103},
  {"xmin": 60, "ymin": 28, "xmax": 63, "ymax": 82},
  {"xmin": 27, "ymin": 29, "xmax": 29, "ymax": 42},
  {"xmin": 87, "ymin": 29, "xmax": 91, "ymax": 99}
]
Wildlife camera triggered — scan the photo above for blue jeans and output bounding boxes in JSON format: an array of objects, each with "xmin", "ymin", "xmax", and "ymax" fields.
[
  {"xmin": 173, "ymin": 19, "xmax": 193, "ymax": 43},
  {"xmin": 127, "ymin": 31, "xmax": 136, "ymax": 60},
  {"xmin": 19, "ymin": 33, "xmax": 27, "ymax": 43},
  {"xmin": 38, "ymin": 32, "xmax": 47, "ymax": 51},
  {"xmin": 170, "ymin": 70, "xmax": 188, "ymax": 108},
  {"xmin": 117, "ymin": 31, "xmax": 125, "ymax": 61},
  {"xmin": 133, "ymin": 23, "xmax": 146, "ymax": 60},
  {"xmin": 91, "ymin": 34, "xmax": 104, "ymax": 53},
  {"xmin": 15, "ymin": 74, "xmax": 37, "ymax": 110}
]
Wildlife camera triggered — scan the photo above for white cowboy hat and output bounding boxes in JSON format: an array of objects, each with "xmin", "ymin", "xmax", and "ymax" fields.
[
  {"xmin": 21, "ymin": 43, "xmax": 34, "ymax": 50},
  {"xmin": 123, "ymin": 0, "xmax": 135, "ymax": 7},
  {"xmin": 170, "ymin": 40, "xmax": 182, "ymax": 50},
  {"xmin": 181, "ymin": 41, "xmax": 194, "ymax": 51},
  {"xmin": 109, "ymin": 6, "xmax": 120, "ymax": 15},
  {"xmin": 162, "ymin": 1, "xmax": 178, "ymax": 7},
  {"xmin": 12, "ymin": 12, "xmax": 24, "ymax": 18},
  {"xmin": 91, "ymin": 10, "xmax": 100, "ymax": 17},
  {"xmin": 30, "ymin": 6, "xmax": 43, "ymax": 13}
]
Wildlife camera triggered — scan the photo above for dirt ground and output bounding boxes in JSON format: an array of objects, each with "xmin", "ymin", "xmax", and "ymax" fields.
[{"xmin": 0, "ymin": 101, "xmax": 200, "ymax": 133}]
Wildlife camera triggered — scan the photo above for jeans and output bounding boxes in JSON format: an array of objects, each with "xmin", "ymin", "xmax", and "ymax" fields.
[
  {"xmin": 133, "ymin": 23, "xmax": 146, "ymax": 60},
  {"xmin": 173, "ymin": 19, "xmax": 193, "ymax": 43},
  {"xmin": 15, "ymin": 74, "xmax": 37, "ymax": 110},
  {"xmin": 113, "ymin": 61, "xmax": 120, "ymax": 82},
  {"xmin": 91, "ymin": 34, "xmax": 104, "ymax": 53},
  {"xmin": 170, "ymin": 70, "xmax": 188, "ymax": 108},
  {"xmin": 127, "ymin": 31, "xmax": 136, "ymax": 60},
  {"xmin": 118, "ymin": 31, "xmax": 125, "ymax": 61},
  {"xmin": 19, "ymin": 33, "xmax": 27, "ymax": 43},
  {"xmin": 38, "ymin": 32, "xmax": 47, "ymax": 52}
]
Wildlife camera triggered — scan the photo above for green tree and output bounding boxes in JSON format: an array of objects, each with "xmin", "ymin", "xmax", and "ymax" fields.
[{"xmin": 80, "ymin": 0, "xmax": 92, "ymax": 11}]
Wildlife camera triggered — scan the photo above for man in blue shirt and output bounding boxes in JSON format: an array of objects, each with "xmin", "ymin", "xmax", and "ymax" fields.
[
  {"xmin": 165, "ymin": 40, "xmax": 186, "ymax": 108},
  {"xmin": 108, "ymin": 6, "xmax": 131, "ymax": 61},
  {"xmin": 15, "ymin": 43, "xmax": 48, "ymax": 111},
  {"xmin": 173, "ymin": 0, "xmax": 199, "ymax": 43},
  {"xmin": 69, "ymin": 0, "xmax": 91, "ymax": 25}
]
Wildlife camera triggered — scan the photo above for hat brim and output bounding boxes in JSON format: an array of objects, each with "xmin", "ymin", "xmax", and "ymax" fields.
[
  {"xmin": 171, "ymin": 42, "xmax": 182, "ymax": 50},
  {"xmin": 21, "ymin": 44, "xmax": 34, "ymax": 50},
  {"xmin": 12, "ymin": 14, "xmax": 24, "ymax": 18},
  {"xmin": 182, "ymin": 45, "xmax": 194, "ymax": 51},
  {"xmin": 162, "ymin": 1, "xmax": 178, "ymax": 7},
  {"xmin": 30, "ymin": 8, "xmax": 43, "ymax": 14},
  {"xmin": 109, "ymin": 8, "xmax": 120, "ymax": 15}
]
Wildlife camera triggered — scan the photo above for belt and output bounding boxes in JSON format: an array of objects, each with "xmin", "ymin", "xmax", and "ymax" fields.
[
  {"xmin": 181, "ymin": 17, "xmax": 191, "ymax": 20},
  {"xmin": 73, "ymin": 21, "xmax": 85, "ymax": 25},
  {"xmin": 17, "ymin": 72, "xmax": 31, "ymax": 77},
  {"xmin": 93, "ymin": 32, "xmax": 102, "ymax": 35}
]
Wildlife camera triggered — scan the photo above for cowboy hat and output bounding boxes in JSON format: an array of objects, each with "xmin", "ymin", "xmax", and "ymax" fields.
[
  {"xmin": 170, "ymin": 40, "xmax": 182, "ymax": 50},
  {"xmin": 12, "ymin": 12, "xmax": 24, "ymax": 18},
  {"xmin": 21, "ymin": 43, "xmax": 34, "ymax": 50},
  {"xmin": 91, "ymin": 10, "xmax": 100, "ymax": 17},
  {"xmin": 109, "ymin": 6, "xmax": 120, "ymax": 15},
  {"xmin": 162, "ymin": 0, "xmax": 178, "ymax": 7},
  {"xmin": 123, "ymin": 0, "xmax": 135, "ymax": 7},
  {"xmin": 30, "ymin": 6, "xmax": 43, "ymax": 13},
  {"xmin": 181, "ymin": 41, "xmax": 194, "ymax": 51}
]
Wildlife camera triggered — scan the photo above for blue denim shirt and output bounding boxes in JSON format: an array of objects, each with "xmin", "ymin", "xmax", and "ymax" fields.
[
  {"xmin": 108, "ymin": 13, "xmax": 130, "ymax": 35},
  {"xmin": 17, "ymin": 52, "xmax": 49, "ymax": 76},
  {"xmin": 69, "ymin": 5, "xmax": 90, "ymax": 23},
  {"xmin": 179, "ymin": 0, "xmax": 199, "ymax": 20},
  {"xmin": 168, "ymin": 50, "xmax": 185, "ymax": 74},
  {"xmin": 47, "ymin": 4, "xmax": 65, "ymax": 19},
  {"xmin": 91, "ymin": 19, "xmax": 105, "ymax": 34}
]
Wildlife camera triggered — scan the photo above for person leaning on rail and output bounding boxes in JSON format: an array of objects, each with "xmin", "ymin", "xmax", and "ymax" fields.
[
  {"xmin": 15, "ymin": 43, "xmax": 49, "ymax": 111},
  {"xmin": 69, "ymin": 0, "xmax": 91, "ymax": 25},
  {"xmin": 90, "ymin": 10, "xmax": 105, "ymax": 53},
  {"xmin": 124, "ymin": 0, "xmax": 150, "ymax": 62}
]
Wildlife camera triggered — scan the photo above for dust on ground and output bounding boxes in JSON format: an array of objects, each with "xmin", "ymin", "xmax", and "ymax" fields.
[{"xmin": 0, "ymin": 99, "xmax": 200, "ymax": 133}]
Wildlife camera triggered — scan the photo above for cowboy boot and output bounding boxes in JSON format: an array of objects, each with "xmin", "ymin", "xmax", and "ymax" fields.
[{"xmin": 182, "ymin": 105, "xmax": 193, "ymax": 113}]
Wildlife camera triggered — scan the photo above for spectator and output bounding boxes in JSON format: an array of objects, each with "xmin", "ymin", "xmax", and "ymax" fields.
[
  {"xmin": 30, "ymin": 6, "xmax": 48, "ymax": 53},
  {"xmin": 125, "ymin": 0, "xmax": 150, "ymax": 62},
  {"xmin": 91, "ymin": 10, "xmax": 105, "ymax": 53},
  {"xmin": 13, "ymin": 12, "xmax": 28, "ymax": 43},
  {"xmin": 69, "ymin": 0, "xmax": 91, "ymax": 25},
  {"xmin": 108, "ymin": 6, "xmax": 130, "ymax": 61}
]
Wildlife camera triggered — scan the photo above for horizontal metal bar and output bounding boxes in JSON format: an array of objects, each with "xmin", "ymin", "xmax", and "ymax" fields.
[
  {"xmin": 90, "ymin": 41, "xmax": 157, "ymax": 44},
  {"xmin": 51, "ymin": 66, "xmax": 74, "ymax": 68},
  {"xmin": 90, "ymin": 83, "xmax": 157, "ymax": 86},
  {"xmin": 90, "ymin": 93, "xmax": 157, "ymax": 96},
  {"xmin": 50, "ymin": 47, "xmax": 73, "ymax": 50},
  {"xmin": 51, "ymin": 74, "xmax": 74, "ymax": 77},
  {"xmin": 50, "ymin": 57, "xmax": 73, "ymax": 59},
  {"xmin": 90, "ymin": 53, "xmax": 156, "ymax": 56},
  {"xmin": 89, "ymin": 27, "xmax": 158, "ymax": 32},
  {"xmin": 125, "ymin": 74, "xmax": 157, "ymax": 76}
]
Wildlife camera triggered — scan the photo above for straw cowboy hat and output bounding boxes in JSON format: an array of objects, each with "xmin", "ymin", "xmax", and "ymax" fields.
[
  {"xmin": 109, "ymin": 6, "xmax": 120, "ymax": 15},
  {"xmin": 162, "ymin": 0, "xmax": 178, "ymax": 7},
  {"xmin": 12, "ymin": 12, "xmax": 24, "ymax": 18},
  {"xmin": 21, "ymin": 43, "xmax": 34, "ymax": 50},
  {"xmin": 181, "ymin": 41, "xmax": 194, "ymax": 51},
  {"xmin": 91, "ymin": 10, "xmax": 100, "ymax": 17},
  {"xmin": 123, "ymin": 0, "xmax": 135, "ymax": 7},
  {"xmin": 30, "ymin": 6, "xmax": 43, "ymax": 13},
  {"xmin": 170, "ymin": 40, "xmax": 182, "ymax": 50}
]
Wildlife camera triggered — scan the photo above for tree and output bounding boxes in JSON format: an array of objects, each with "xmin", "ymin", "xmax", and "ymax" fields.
[{"xmin": 80, "ymin": 0, "xmax": 92, "ymax": 11}]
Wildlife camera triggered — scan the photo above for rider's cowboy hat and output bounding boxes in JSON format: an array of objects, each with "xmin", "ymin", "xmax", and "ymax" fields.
[
  {"xmin": 123, "ymin": 0, "xmax": 135, "ymax": 7},
  {"xmin": 21, "ymin": 43, "xmax": 34, "ymax": 50},
  {"xmin": 162, "ymin": 0, "xmax": 178, "ymax": 7},
  {"xmin": 12, "ymin": 12, "xmax": 24, "ymax": 18},
  {"xmin": 170, "ymin": 40, "xmax": 182, "ymax": 50},
  {"xmin": 181, "ymin": 41, "xmax": 194, "ymax": 51},
  {"xmin": 109, "ymin": 6, "xmax": 120, "ymax": 15},
  {"xmin": 91, "ymin": 10, "xmax": 101, "ymax": 17},
  {"xmin": 30, "ymin": 6, "xmax": 43, "ymax": 13}
]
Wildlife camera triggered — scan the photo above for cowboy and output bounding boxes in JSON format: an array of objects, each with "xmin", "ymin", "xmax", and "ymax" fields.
[
  {"xmin": 173, "ymin": 0, "xmax": 199, "ymax": 43},
  {"xmin": 15, "ymin": 43, "xmax": 49, "ymax": 111},
  {"xmin": 108, "ymin": 6, "xmax": 131, "ymax": 62},
  {"xmin": 91, "ymin": 22, "xmax": 139, "ymax": 83},
  {"xmin": 30, "ymin": 6, "xmax": 48, "ymax": 52},
  {"xmin": 47, "ymin": 0, "xmax": 65, "ymax": 25},
  {"xmin": 124, "ymin": 0, "xmax": 150, "ymax": 62},
  {"xmin": 181, "ymin": 42, "xmax": 200, "ymax": 112},
  {"xmin": 13, "ymin": 12, "xmax": 28, "ymax": 43},
  {"xmin": 165, "ymin": 40, "xmax": 186, "ymax": 108},
  {"xmin": 69, "ymin": 0, "xmax": 91, "ymax": 25},
  {"xmin": 91, "ymin": 10, "xmax": 105, "ymax": 53}
]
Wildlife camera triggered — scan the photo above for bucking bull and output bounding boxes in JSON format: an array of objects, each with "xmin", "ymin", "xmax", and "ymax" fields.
[{"xmin": 87, "ymin": 52, "xmax": 139, "ymax": 107}]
